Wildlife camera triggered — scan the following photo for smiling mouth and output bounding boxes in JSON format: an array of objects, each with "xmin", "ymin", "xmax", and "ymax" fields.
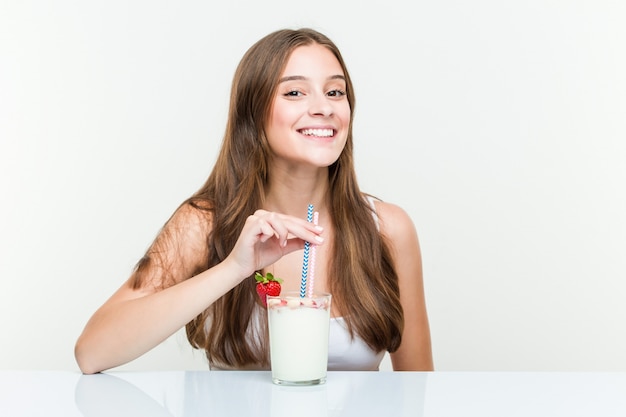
[{"xmin": 298, "ymin": 128, "xmax": 335, "ymax": 138}]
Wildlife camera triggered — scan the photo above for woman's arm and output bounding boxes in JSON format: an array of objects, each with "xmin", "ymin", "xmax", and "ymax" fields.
[
  {"xmin": 377, "ymin": 201, "xmax": 434, "ymax": 371},
  {"xmin": 74, "ymin": 205, "xmax": 324, "ymax": 374}
]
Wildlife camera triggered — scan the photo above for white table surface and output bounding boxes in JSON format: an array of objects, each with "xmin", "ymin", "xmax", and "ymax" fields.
[{"xmin": 1, "ymin": 370, "xmax": 625, "ymax": 416}]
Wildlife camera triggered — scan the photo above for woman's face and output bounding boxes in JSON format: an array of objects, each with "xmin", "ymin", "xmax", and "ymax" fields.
[{"xmin": 265, "ymin": 43, "xmax": 351, "ymax": 170}]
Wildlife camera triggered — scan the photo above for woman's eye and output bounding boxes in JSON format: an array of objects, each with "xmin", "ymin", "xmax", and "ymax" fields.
[
  {"xmin": 284, "ymin": 90, "xmax": 303, "ymax": 97},
  {"xmin": 327, "ymin": 89, "xmax": 346, "ymax": 97}
]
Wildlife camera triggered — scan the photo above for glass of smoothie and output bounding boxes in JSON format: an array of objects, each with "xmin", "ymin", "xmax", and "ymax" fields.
[{"xmin": 267, "ymin": 291, "xmax": 332, "ymax": 385}]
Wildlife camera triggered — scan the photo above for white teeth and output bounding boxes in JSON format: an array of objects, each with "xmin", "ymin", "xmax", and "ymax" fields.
[{"xmin": 300, "ymin": 128, "xmax": 334, "ymax": 137}]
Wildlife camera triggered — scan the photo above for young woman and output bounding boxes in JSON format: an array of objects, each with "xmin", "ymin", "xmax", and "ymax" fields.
[{"xmin": 75, "ymin": 28, "xmax": 433, "ymax": 374}]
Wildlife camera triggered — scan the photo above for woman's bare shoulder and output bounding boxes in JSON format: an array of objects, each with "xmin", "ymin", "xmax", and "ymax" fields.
[
  {"xmin": 368, "ymin": 197, "xmax": 417, "ymax": 239},
  {"xmin": 130, "ymin": 200, "xmax": 214, "ymax": 290},
  {"xmin": 159, "ymin": 200, "xmax": 214, "ymax": 262},
  {"xmin": 168, "ymin": 199, "xmax": 214, "ymax": 229}
]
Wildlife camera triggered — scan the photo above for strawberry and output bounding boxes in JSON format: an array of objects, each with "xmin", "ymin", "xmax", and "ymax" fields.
[{"xmin": 255, "ymin": 272, "xmax": 283, "ymax": 307}]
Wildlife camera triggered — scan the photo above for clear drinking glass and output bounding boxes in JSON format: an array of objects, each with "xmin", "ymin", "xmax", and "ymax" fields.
[{"xmin": 267, "ymin": 291, "xmax": 332, "ymax": 385}]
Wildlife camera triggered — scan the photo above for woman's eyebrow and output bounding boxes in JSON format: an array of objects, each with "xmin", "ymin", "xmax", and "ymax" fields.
[{"xmin": 279, "ymin": 74, "xmax": 346, "ymax": 83}]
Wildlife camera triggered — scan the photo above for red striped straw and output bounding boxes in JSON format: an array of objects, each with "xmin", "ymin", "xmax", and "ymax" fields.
[{"xmin": 307, "ymin": 211, "xmax": 319, "ymax": 298}]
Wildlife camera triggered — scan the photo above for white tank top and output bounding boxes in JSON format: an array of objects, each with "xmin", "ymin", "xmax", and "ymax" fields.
[{"xmin": 328, "ymin": 317, "xmax": 385, "ymax": 371}]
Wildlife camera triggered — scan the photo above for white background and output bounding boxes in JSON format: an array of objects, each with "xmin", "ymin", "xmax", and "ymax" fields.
[{"xmin": 1, "ymin": 1, "xmax": 625, "ymax": 372}]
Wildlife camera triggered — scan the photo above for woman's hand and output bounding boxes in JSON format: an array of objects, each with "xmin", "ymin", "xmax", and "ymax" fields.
[{"xmin": 226, "ymin": 210, "xmax": 324, "ymax": 279}]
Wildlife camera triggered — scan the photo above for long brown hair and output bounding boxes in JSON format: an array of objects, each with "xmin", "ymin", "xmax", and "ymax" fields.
[{"xmin": 136, "ymin": 28, "xmax": 403, "ymax": 368}]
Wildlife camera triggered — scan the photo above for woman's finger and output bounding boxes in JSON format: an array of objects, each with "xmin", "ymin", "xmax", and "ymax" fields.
[{"xmin": 258, "ymin": 212, "xmax": 324, "ymax": 245}]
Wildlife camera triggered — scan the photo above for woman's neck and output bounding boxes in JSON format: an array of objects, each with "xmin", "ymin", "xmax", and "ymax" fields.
[{"xmin": 263, "ymin": 166, "xmax": 329, "ymax": 217}]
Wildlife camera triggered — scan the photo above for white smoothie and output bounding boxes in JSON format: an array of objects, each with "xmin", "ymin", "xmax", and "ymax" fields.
[{"xmin": 267, "ymin": 292, "xmax": 331, "ymax": 385}]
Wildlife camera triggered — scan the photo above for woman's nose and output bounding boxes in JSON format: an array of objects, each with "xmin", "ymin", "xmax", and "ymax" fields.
[{"xmin": 308, "ymin": 94, "xmax": 334, "ymax": 117}]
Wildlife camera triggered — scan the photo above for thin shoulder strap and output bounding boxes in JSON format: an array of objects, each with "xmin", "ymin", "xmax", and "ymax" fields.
[{"xmin": 365, "ymin": 195, "xmax": 380, "ymax": 231}]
